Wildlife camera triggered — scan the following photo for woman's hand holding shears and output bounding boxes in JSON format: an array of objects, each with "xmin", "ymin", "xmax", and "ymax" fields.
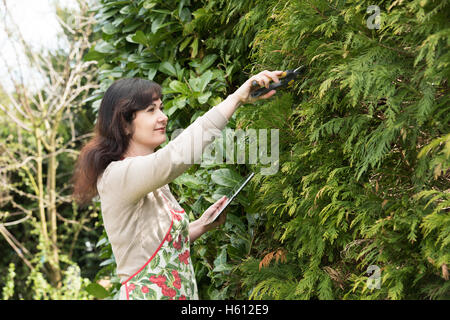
[{"xmin": 232, "ymin": 70, "xmax": 284, "ymax": 104}]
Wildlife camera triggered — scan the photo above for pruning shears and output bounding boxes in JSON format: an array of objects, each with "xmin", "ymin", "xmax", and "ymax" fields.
[{"xmin": 250, "ymin": 65, "xmax": 306, "ymax": 98}]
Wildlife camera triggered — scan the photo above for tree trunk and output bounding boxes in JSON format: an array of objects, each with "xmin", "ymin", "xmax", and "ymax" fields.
[{"xmin": 37, "ymin": 130, "xmax": 61, "ymax": 286}]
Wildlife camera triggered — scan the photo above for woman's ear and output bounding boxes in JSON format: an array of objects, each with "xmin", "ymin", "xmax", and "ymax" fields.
[
  {"xmin": 123, "ymin": 112, "xmax": 135, "ymax": 137},
  {"xmin": 124, "ymin": 122, "xmax": 133, "ymax": 137}
]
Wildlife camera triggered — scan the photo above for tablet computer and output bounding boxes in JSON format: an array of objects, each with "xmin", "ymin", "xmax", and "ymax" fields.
[{"xmin": 207, "ymin": 171, "xmax": 256, "ymax": 224}]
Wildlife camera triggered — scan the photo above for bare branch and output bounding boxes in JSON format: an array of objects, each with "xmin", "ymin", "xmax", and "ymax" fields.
[
  {"xmin": 56, "ymin": 211, "xmax": 92, "ymax": 232},
  {"xmin": 0, "ymin": 0, "xmax": 99, "ymax": 283},
  {"xmin": 2, "ymin": 214, "xmax": 31, "ymax": 227},
  {"xmin": 0, "ymin": 224, "xmax": 34, "ymax": 270},
  {"xmin": 0, "ymin": 103, "xmax": 32, "ymax": 132}
]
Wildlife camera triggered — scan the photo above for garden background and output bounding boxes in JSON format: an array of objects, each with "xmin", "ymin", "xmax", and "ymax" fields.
[{"xmin": 0, "ymin": 0, "xmax": 448, "ymax": 300}]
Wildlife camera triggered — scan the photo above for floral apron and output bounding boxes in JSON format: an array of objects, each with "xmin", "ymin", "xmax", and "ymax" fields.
[{"xmin": 121, "ymin": 189, "xmax": 199, "ymax": 300}]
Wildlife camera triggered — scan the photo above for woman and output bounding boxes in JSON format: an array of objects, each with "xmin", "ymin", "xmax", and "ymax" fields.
[{"xmin": 71, "ymin": 70, "xmax": 283, "ymax": 300}]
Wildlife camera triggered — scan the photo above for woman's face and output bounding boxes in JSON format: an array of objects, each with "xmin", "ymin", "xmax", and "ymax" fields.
[{"xmin": 128, "ymin": 98, "xmax": 168, "ymax": 153}]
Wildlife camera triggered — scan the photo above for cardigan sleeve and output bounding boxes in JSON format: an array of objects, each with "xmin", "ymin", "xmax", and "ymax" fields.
[{"xmin": 98, "ymin": 106, "xmax": 228, "ymax": 205}]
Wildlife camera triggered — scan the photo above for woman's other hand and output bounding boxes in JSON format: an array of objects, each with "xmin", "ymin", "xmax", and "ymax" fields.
[
  {"xmin": 232, "ymin": 70, "xmax": 284, "ymax": 105},
  {"xmin": 197, "ymin": 195, "xmax": 228, "ymax": 231}
]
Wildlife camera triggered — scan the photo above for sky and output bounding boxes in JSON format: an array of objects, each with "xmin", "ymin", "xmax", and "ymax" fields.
[{"xmin": 0, "ymin": 0, "xmax": 80, "ymax": 93}]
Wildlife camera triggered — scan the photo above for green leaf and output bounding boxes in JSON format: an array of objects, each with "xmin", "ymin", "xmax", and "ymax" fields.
[
  {"xmin": 158, "ymin": 22, "xmax": 177, "ymax": 31},
  {"xmin": 211, "ymin": 168, "xmax": 242, "ymax": 188},
  {"xmin": 179, "ymin": 7, "xmax": 192, "ymax": 23},
  {"xmin": 99, "ymin": 258, "xmax": 115, "ymax": 267},
  {"xmin": 132, "ymin": 30, "xmax": 147, "ymax": 45},
  {"xmin": 112, "ymin": 15, "xmax": 126, "ymax": 27},
  {"xmin": 173, "ymin": 173, "xmax": 205, "ymax": 189},
  {"xmin": 85, "ymin": 283, "xmax": 110, "ymax": 299},
  {"xmin": 104, "ymin": 0, "xmax": 128, "ymax": 7},
  {"xmin": 159, "ymin": 61, "xmax": 177, "ymax": 77},
  {"xmin": 95, "ymin": 41, "xmax": 115, "ymax": 54},
  {"xmin": 199, "ymin": 70, "xmax": 213, "ymax": 92},
  {"xmin": 151, "ymin": 9, "xmax": 172, "ymax": 14},
  {"xmin": 198, "ymin": 55, "xmax": 218, "ymax": 74},
  {"xmin": 96, "ymin": 236, "xmax": 108, "ymax": 248},
  {"xmin": 119, "ymin": 5, "xmax": 132, "ymax": 14},
  {"xmin": 214, "ymin": 247, "xmax": 227, "ymax": 265},
  {"xmin": 99, "ymin": 8, "xmax": 120, "ymax": 20},
  {"xmin": 102, "ymin": 23, "xmax": 118, "ymax": 35},
  {"xmin": 188, "ymin": 77, "xmax": 202, "ymax": 92},
  {"xmin": 208, "ymin": 96, "xmax": 222, "ymax": 106},
  {"xmin": 151, "ymin": 16, "xmax": 165, "ymax": 34},
  {"xmin": 192, "ymin": 8, "xmax": 207, "ymax": 20},
  {"xmin": 143, "ymin": 0, "xmax": 157, "ymax": 10},
  {"xmin": 191, "ymin": 196, "xmax": 205, "ymax": 214},
  {"xmin": 84, "ymin": 48, "xmax": 105, "ymax": 61},
  {"xmin": 122, "ymin": 21, "xmax": 142, "ymax": 33},
  {"xmin": 190, "ymin": 37, "xmax": 199, "ymax": 58},
  {"xmin": 212, "ymin": 263, "xmax": 233, "ymax": 273},
  {"xmin": 212, "ymin": 247, "xmax": 232, "ymax": 272},
  {"xmin": 127, "ymin": 53, "xmax": 141, "ymax": 62},
  {"xmin": 169, "ymin": 80, "xmax": 190, "ymax": 95},
  {"xmin": 166, "ymin": 104, "xmax": 178, "ymax": 117},
  {"xmin": 179, "ymin": 36, "xmax": 192, "ymax": 52},
  {"xmin": 173, "ymin": 98, "xmax": 187, "ymax": 110},
  {"xmin": 211, "ymin": 187, "xmax": 231, "ymax": 202},
  {"xmin": 197, "ymin": 92, "xmax": 211, "ymax": 104},
  {"xmin": 148, "ymin": 68, "xmax": 158, "ymax": 80},
  {"xmin": 125, "ymin": 34, "xmax": 138, "ymax": 43}
]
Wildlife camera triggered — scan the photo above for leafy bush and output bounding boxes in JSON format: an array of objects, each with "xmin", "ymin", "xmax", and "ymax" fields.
[{"xmin": 88, "ymin": 0, "xmax": 449, "ymax": 300}]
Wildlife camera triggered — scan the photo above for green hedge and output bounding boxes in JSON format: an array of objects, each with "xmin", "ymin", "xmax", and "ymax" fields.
[{"xmin": 87, "ymin": 0, "xmax": 449, "ymax": 299}]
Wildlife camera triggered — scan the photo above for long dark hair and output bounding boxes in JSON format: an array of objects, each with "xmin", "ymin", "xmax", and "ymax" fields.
[{"xmin": 71, "ymin": 78, "xmax": 162, "ymax": 207}]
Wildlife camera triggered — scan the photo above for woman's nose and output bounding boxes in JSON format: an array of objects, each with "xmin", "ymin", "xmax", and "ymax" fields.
[{"xmin": 159, "ymin": 110, "xmax": 168, "ymax": 123}]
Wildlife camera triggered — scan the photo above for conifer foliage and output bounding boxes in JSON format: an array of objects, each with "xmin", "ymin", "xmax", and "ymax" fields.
[
  {"xmin": 235, "ymin": 0, "xmax": 449, "ymax": 299},
  {"xmin": 88, "ymin": 0, "xmax": 449, "ymax": 299}
]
